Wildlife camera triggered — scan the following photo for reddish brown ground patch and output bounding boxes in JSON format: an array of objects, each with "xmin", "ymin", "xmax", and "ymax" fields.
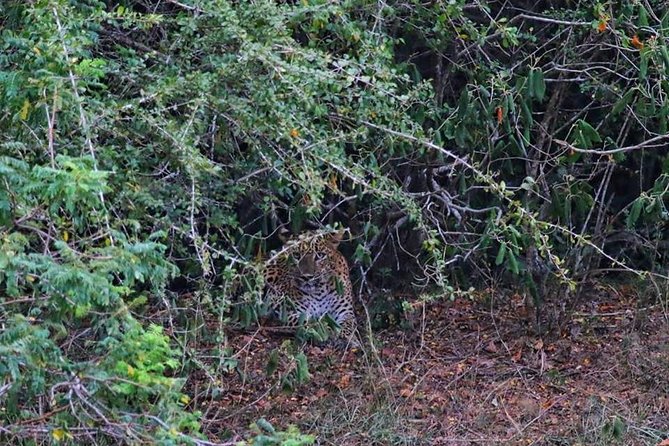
[{"xmin": 185, "ymin": 285, "xmax": 669, "ymax": 445}]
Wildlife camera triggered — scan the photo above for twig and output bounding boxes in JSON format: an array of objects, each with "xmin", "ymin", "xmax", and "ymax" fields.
[
  {"xmin": 553, "ymin": 134, "xmax": 669, "ymax": 155},
  {"xmin": 165, "ymin": 0, "xmax": 204, "ymax": 12},
  {"xmin": 510, "ymin": 13, "xmax": 590, "ymax": 27},
  {"xmin": 43, "ymin": 88, "xmax": 58, "ymax": 167}
]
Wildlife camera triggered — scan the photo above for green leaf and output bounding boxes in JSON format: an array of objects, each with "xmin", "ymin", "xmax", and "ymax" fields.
[
  {"xmin": 611, "ymin": 89, "xmax": 635, "ymax": 115},
  {"xmin": 638, "ymin": 5, "xmax": 649, "ymax": 27},
  {"xmin": 612, "ymin": 416, "xmax": 624, "ymax": 438},
  {"xmin": 457, "ymin": 89, "xmax": 470, "ymax": 120},
  {"xmin": 577, "ymin": 129, "xmax": 589, "ymax": 149},
  {"xmin": 128, "ymin": 294, "xmax": 148, "ymax": 309},
  {"xmin": 506, "ymin": 94, "xmax": 516, "ymax": 117},
  {"xmin": 659, "ymin": 45, "xmax": 669, "ymax": 73},
  {"xmin": 295, "ymin": 352, "xmax": 310, "ymax": 384},
  {"xmin": 520, "ymin": 100, "xmax": 533, "ymax": 127},
  {"xmin": 533, "ymin": 69, "xmax": 545, "ymax": 101},
  {"xmin": 256, "ymin": 418, "xmax": 276, "ymax": 434},
  {"xmin": 578, "ymin": 119, "xmax": 601, "ymax": 143},
  {"xmin": 640, "ymin": 50, "xmax": 649, "ymax": 79},
  {"xmin": 507, "ymin": 251, "xmax": 519, "ymax": 275},
  {"xmin": 495, "ymin": 243, "xmax": 507, "ymax": 266},
  {"xmin": 266, "ymin": 349, "xmax": 279, "ymax": 376}
]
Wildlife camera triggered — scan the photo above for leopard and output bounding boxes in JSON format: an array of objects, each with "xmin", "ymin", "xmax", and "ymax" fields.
[{"xmin": 263, "ymin": 228, "xmax": 358, "ymax": 346}]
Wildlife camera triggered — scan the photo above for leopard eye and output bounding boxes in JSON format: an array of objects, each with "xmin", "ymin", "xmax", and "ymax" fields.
[{"xmin": 315, "ymin": 252, "xmax": 327, "ymax": 262}]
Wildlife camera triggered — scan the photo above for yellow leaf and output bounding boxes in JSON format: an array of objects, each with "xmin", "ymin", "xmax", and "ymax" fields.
[
  {"xmin": 19, "ymin": 99, "xmax": 30, "ymax": 120},
  {"xmin": 179, "ymin": 394, "xmax": 191, "ymax": 405},
  {"xmin": 26, "ymin": 275, "xmax": 35, "ymax": 283},
  {"xmin": 62, "ymin": 231, "xmax": 69, "ymax": 242},
  {"xmin": 52, "ymin": 428, "xmax": 65, "ymax": 441},
  {"xmin": 127, "ymin": 364, "xmax": 135, "ymax": 376},
  {"xmin": 104, "ymin": 237, "xmax": 111, "ymax": 247},
  {"xmin": 328, "ymin": 174, "xmax": 338, "ymax": 191},
  {"xmin": 52, "ymin": 428, "xmax": 72, "ymax": 441},
  {"xmin": 33, "ymin": 46, "xmax": 41, "ymax": 55}
]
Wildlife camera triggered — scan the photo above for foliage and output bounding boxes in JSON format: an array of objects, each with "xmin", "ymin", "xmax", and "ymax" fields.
[
  {"xmin": 238, "ymin": 419, "xmax": 315, "ymax": 446},
  {"xmin": 1, "ymin": 0, "xmax": 668, "ymax": 443}
]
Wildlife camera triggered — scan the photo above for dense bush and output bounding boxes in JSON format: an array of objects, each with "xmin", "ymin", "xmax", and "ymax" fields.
[{"xmin": 1, "ymin": 0, "xmax": 667, "ymax": 443}]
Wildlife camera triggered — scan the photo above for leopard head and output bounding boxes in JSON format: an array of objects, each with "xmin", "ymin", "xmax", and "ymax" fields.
[{"xmin": 275, "ymin": 227, "xmax": 347, "ymax": 278}]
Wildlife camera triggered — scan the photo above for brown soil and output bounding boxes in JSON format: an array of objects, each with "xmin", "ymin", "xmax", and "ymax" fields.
[{"xmin": 185, "ymin": 284, "xmax": 669, "ymax": 445}]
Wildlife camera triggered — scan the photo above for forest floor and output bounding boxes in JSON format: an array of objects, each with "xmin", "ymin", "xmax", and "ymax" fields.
[{"xmin": 185, "ymin": 282, "xmax": 669, "ymax": 446}]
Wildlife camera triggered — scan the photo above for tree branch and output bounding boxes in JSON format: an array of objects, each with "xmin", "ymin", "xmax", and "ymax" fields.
[{"xmin": 554, "ymin": 134, "xmax": 669, "ymax": 155}]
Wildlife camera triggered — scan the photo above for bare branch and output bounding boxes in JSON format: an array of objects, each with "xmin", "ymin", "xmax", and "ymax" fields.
[{"xmin": 554, "ymin": 134, "xmax": 669, "ymax": 155}]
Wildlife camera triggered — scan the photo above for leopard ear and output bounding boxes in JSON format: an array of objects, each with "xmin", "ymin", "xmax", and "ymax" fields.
[
  {"xmin": 277, "ymin": 227, "xmax": 291, "ymax": 244},
  {"xmin": 327, "ymin": 228, "xmax": 347, "ymax": 247}
]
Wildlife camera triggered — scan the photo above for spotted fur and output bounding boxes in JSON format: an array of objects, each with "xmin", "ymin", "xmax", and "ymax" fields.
[{"xmin": 264, "ymin": 229, "xmax": 357, "ymax": 344}]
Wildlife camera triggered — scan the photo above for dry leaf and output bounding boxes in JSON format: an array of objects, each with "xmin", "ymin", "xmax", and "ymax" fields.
[{"xmin": 631, "ymin": 35, "xmax": 644, "ymax": 49}]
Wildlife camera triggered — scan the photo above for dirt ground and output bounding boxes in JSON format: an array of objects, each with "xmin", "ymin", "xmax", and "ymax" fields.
[{"xmin": 185, "ymin": 283, "xmax": 669, "ymax": 445}]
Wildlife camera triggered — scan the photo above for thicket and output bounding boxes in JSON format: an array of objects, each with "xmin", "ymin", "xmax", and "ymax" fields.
[{"xmin": 1, "ymin": 0, "xmax": 668, "ymax": 443}]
